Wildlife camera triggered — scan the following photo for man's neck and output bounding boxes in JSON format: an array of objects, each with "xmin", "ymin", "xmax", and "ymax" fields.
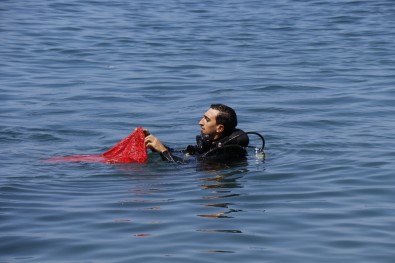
[{"xmin": 211, "ymin": 133, "xmax": 224, "ymax": 142}]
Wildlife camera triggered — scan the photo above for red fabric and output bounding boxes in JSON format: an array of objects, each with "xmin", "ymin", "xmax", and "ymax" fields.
[
  {"xmin": 47, "ymin": 127, "xmax": 147, "ymax": 164},
  {"xmin": 102, "ymin": 127, "xmax": 147, "ymax": 163}
]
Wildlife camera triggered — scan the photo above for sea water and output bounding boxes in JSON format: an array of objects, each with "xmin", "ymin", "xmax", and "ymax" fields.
[{"xmin": 1, "ymin": 0, "xmax": 395, "ymax": 262}]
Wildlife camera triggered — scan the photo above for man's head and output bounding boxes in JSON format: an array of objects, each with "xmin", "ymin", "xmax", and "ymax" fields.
[{"xmin": 199, "ymin": 104, "xmax": 238, "ymax": 141}]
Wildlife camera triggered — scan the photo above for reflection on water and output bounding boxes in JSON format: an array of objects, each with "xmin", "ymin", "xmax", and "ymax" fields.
[
  {"xmin": 197, "ymin": 209, "xmax": 242, "ymax": 219},
  {"xmin": 207, "ymin": 249, "xmax": 235, "ymax": 253},
  {"xmin": 197, "ymin": 229, "xmax": 243, "ymax": 234},
  {"xmin": 200, "ymin": 166, "xmax": 248, "ymax": 191},
  {"xmin": 197, "ymin": 167, "xmax": 248, "ymax": 242}
]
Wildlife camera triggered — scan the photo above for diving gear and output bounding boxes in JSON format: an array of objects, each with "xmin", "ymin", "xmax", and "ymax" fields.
[{"xmin": 158, "ymin": 129, "xmax": 265, "ymax": 164}]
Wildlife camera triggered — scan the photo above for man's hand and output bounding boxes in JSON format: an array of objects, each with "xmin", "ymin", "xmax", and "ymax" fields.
[
  {"xmin": 135, "ymin": 127, "xmax": 150, "ymax": 137},
  {"xmin": 144, "ymin": 134, "xmax": 167, "ymax": 153}
]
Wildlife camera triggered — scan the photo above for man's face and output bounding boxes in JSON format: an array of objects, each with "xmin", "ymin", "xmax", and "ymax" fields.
[{"xmin": 199, "ymin": 108, "xmax": 224, "ymax": 140}]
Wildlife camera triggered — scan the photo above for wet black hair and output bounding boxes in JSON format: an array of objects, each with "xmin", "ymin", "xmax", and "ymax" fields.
[{"xmin": 210, "ymin": 104, "xmax": 237, "ymax": 136}]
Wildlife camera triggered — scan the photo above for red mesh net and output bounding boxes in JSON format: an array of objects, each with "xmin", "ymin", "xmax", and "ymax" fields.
[
  {"xmin": 47, "ymin": 127, "xmax": 147, "ymax": 164},
  {"xmin": 102, "ymin": 127, "xmax": 147, "ymax": 163}
]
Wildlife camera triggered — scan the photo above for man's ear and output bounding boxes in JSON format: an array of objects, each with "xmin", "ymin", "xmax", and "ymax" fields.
[{"xmin": 216, "ymin": 124, "xmax": 224, "ymax": 133}]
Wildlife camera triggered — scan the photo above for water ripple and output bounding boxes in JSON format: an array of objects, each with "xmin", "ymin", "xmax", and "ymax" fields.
[{"xmin": 1, "ymin": 0, "xmax": 395, "ymax": 262}]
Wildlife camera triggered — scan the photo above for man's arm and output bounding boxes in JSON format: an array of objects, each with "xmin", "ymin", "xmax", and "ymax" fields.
[{"xmin": 144, "ymin": 132, "xmax": 184, "ymax": 164}]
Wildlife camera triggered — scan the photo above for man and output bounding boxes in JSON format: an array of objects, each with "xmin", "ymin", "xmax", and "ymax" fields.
[{"xmin": 144, "ymin": 104, "xmax": 249, "ymax": 163}]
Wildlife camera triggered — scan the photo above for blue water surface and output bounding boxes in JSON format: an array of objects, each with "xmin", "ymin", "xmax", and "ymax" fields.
[{"xmin": 1, "ymin": 0, "xmax": 395, "ymax": 262}]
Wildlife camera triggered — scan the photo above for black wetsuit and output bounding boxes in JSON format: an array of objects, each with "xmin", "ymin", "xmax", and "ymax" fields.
[{"xmin": 159, "ymin": 129, "xmax": 249, "ymax": 164}]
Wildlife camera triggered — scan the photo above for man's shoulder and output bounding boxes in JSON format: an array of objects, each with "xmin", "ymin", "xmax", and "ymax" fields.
[{"xmin": 221, "ymin": 129, "xmax": 249, "ymax": 147}]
